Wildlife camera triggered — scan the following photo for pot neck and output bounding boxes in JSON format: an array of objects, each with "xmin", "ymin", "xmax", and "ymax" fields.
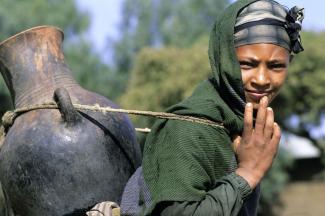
[{"xmin": 0, "ymin": 26, "xmax": 80, "ymax": 109}]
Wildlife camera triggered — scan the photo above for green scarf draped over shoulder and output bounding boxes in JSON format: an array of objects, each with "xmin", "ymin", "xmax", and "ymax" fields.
[{"xmin": 142, "ymin": 0, "xmax": 258, "ymax": 213}]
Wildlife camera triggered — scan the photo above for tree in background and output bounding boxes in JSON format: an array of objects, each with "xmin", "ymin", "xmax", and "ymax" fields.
[
  {"xmin": 112, "ymin": 0, "xmax": 229, "ymax": 92},
  {"xmin": 119, "ymin": 37, "xmax": 210, "ymax": 128},
  {"xmin": 120, "ymin": 31, "xmax": 325, "ymax": 215}
]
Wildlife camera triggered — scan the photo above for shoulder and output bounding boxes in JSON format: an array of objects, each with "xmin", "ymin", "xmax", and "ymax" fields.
[
  {"xmin": 143, "ymin": 118, "xmax": 233, "ymax": 168},
  {"xmin": 147, "ymin": 118, "xmax": 229, "ymax": 146}
]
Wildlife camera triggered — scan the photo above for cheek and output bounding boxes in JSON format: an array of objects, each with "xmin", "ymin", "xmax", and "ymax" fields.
[
  {"xmin": 270, "ymin": 71, "xmax": 288, "ymax": 102},
  {"xmin": 272, "ymin": 71, "xmax": 288, "ymax": 91},
  {"xmin": 240, "ymin": 70, "xmax": 249, "ymax": 87}
]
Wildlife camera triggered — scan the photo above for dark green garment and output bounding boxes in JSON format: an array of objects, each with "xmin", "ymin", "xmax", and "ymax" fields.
[
  {"xmin": 157, "ymin": 173, "xmax": 257, "ymax": 216},
  {"xmin": 142, "ymin": 81, "xmax": 256, "ymax": 216},
  {"xmin": 142, "ymin": 0, "xmax": 260, "ymax": 215}
]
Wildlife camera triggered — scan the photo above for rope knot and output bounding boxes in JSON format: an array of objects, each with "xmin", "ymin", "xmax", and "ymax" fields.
[
  {"xmin": 2, "ymin": 111, "xmax": 17, "ymax": 129},
  {"xmin": 0, "ymin": 111, "xmax": 18, "ymax": 148}
]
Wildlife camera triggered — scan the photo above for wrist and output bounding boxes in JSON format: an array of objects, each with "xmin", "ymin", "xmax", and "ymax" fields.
[
  {"xmin": 226, "ymin": 172, "xmax": 252, "ymax": 200},
  {"xmin": 235, "ymin": 167, "xmax": 261, "ymax": 189}
]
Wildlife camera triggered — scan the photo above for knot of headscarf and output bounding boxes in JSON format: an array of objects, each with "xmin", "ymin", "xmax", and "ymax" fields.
[{"xmin": 285, "ymin": 6, "xmax": 304, "ymax": 53}]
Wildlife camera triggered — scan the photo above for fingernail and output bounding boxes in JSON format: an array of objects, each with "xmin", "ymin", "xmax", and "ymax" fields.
[
  {"xmin": 259, "ymin": 96, "xmax": 268, "ymax": 105},
  {"xmin": 267, "ymin": 107, "xmax": 273, "ymax": 112},
  {"xmin": 263, "ymin": 96, "xmax": 268, "ymax": 103},
  {"xmin": 246, "ymin": 103, "xmax": 252, "ymax": 107}
]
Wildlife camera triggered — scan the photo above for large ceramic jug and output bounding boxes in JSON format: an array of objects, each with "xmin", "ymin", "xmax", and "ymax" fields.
[{"xmin": 0, "ymin": 26, "xmax": 141, "ymax": 216}]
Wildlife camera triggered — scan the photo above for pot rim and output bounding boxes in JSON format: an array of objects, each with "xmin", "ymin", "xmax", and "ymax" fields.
[{"xmin": 0, "ymin": 25, "xmax": 64, "ymax": 47}]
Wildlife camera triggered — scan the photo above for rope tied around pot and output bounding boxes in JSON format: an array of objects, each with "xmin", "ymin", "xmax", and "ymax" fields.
[{"xmin": 0, "ymin": 102, "xmax": 224, "ymax": 148}]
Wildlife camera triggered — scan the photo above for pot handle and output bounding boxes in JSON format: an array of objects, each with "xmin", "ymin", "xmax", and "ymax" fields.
[{"xmin": 54, "ymin": 88, "xmax": 82, "ymax": 126}]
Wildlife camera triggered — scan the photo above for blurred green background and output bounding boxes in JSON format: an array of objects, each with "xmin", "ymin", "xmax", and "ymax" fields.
[{"xmin": 1, "ymin": 0, "xmax": 325, "ymax": 215}]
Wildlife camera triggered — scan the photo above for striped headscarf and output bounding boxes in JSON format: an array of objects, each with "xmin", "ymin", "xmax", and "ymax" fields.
[{"xmin": 234, "ymin": 0, "xmax": 304, "ymax": 54}]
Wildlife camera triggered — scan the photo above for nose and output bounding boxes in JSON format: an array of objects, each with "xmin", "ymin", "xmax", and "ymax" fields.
[{"xmin": 251, "ymin": 65, "xmax": 270, "ymax": 88}]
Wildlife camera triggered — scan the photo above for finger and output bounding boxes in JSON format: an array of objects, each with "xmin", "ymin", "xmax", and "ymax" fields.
[
  {"xmin": 242, "ymin": 102, "xmax": 253, "ymax": 138},
  {"xmin": 264, "ymin": 107, "xmax": 274, "ymax": 139},
  {"xmin": 255, "ymin": 96, "xmax": 268, "ymax": 134},
  {"xmin": 270, "ymin": 123, "xmax": 281, "ymax": 152},
  {"xmin": 232, "ymin": 135, "xmax": 241, "ymax": 153}
]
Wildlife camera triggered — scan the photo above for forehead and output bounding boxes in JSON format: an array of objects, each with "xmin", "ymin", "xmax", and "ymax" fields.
[{"xmin": 235, "ymin": 43, "xmax": 290, "ymax": 60}]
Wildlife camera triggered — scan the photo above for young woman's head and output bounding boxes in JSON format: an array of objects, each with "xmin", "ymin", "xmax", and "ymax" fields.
[
  {"xmin": 233, "ymin": 0, "xmax": 304, "ymax": 109},
  {"xmin": 236, "ymin": 43, "xmax": 289, "ymax": 109}
]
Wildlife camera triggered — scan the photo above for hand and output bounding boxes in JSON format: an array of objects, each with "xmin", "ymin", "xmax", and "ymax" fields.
[{"xmin": 235, "ymin": 96, "xmax": 281, "ymax": 189}]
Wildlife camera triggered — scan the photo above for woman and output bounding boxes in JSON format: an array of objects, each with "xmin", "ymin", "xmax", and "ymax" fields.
[{"xmin": 121, "ymin": 0, "xmax": 304, "ymax": 215}]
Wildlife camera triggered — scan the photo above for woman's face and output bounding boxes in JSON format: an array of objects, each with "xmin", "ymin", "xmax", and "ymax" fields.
[{"xmin": 236, "ymin": 43, "xmax": 291, "ymax": 109}]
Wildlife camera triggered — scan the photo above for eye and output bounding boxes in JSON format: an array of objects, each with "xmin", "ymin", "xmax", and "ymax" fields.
[
  {"xmin": 239, "ymin": 61, "xmax": 256, "ymax": 70},
  {"xmin": 268, "ymin": 62, "xmax": 287, "ymax": 71}
]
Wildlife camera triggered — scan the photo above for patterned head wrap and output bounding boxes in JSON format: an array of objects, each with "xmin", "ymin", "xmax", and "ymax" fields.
[{"xmin": 234, "ymin": 0, "xmax": 304, "ymax": 54}]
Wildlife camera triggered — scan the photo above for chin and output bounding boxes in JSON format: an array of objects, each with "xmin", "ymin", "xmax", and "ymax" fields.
[{"xmin": 247, "ymin": 97, "xmax": 274, "ymax": 110}]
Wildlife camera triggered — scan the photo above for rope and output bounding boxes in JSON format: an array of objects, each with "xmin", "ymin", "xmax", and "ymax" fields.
[
  {"xmin": 0, "ymin": 126, "xmax": 5, "ymax": 149},
  {"xmin": 0, "ymin": 102, "xmax": 224, "ymax": 147}
]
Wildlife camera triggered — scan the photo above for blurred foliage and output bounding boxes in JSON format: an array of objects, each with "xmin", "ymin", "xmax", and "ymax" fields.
[
  {"xmin": 112, "ymin": 0, "xmax": 229, "ymax": 92},
  {"xmin": 0, "ymin": 0, "xmax": 89, "ymax": 40},
  {"xmin": 120, "ymin": 31, "xmax": 325, "ymax": 214},
  {"xmin": 64, "ymin": 41, "xmax": 123, "ymax": 100},
  {"xmin": 120, "ymin": 37, "xmax": 210, "ymax": 128}
]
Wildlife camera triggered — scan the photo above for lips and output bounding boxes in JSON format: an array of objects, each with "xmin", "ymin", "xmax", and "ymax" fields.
[{"xmin": 245, "ymin": 89, "xmax": 272, "ymax": 102}]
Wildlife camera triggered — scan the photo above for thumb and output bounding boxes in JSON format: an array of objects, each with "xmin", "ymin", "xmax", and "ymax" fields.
[{"xmin": 232, "ymin": 135, "xmax": 241, "ymax": 154}]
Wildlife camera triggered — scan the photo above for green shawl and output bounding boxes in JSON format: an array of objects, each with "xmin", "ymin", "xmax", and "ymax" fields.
[{"xmin": 142, "ymin": 0, "xmax": 258, "ymax": 214}]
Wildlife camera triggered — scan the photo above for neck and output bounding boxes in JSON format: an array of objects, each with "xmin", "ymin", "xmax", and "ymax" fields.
[{"xmin": 0, "ymin": 26, "xmax": 79, "ymax": 108}]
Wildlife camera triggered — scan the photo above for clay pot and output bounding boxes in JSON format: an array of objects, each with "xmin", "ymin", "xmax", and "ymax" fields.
[{"xmin": 0, "ymin": 26, "xmax": 141, "ymax": 216}]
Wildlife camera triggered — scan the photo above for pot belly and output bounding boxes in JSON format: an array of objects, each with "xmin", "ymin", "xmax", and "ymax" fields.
[{"xmin": 0, "ymin": 110, "xmax": 133, "ymax": 216}]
